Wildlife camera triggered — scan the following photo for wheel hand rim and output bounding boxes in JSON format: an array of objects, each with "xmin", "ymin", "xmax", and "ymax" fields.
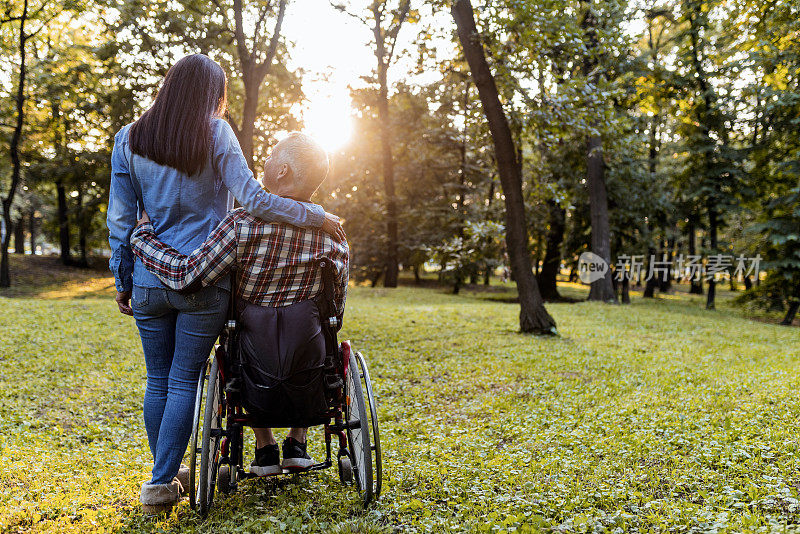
[
  {"xmin": 198, "ymin": 358, "xmax": 222, "ymax": 515},
  {"xmin": 345, "ymin": 351, "xmax": 372, "ymax": 502},
  {"xmin": 356, "ymin": 351, "xmax": 382, "ymax": 499},
  {"xmin": 189, "ymin": 359, "xmax": 208, "ymax": 510}
]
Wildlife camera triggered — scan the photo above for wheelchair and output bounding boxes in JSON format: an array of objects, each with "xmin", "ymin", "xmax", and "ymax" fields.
[{"xmin": 186, "ymin": 259, "xmax": 382, "ymax": 515}]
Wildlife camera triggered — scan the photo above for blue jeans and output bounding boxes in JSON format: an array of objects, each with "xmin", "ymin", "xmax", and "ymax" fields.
[{"xmin": 132, "ymin": 284, "xmax": 229, "ymax": 484}]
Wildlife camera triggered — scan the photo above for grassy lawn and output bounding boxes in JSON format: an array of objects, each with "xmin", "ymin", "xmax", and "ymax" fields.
[{"xmin": 1, "ymin": 256, "xmax": 799, "ymax": 532}]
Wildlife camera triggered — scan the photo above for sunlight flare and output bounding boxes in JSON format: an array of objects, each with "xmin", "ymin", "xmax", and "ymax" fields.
[{"xmin": 300, "ymin": 90, "xmax": 353, "ymax": 153}]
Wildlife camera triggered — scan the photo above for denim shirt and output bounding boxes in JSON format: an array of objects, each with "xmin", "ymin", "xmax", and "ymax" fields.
[{"xmin": 107, "ymin": 118, "xmax": 325, "ymax": 293}]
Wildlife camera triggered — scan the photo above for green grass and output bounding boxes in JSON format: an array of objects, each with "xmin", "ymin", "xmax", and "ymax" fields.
[{"xmin": 1, "ymin": 258, "xmax": 800, "ymax": 532}]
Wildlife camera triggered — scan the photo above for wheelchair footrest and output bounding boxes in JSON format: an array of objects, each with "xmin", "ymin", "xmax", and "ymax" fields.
[{"xmin": 244, "ymin": 461, "xmax": 332, "ymax": 478}]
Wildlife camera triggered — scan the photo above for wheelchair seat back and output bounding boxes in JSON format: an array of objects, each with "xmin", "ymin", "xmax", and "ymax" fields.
[{"xmin": 236, "ymin": 298, "xmax": 330, "ymax": 428}]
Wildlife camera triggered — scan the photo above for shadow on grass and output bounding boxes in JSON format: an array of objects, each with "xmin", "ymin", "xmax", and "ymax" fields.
[
  {"xmin": 461, "ymin": 278, "xmax": 799, "ymax": 328},
  {"xmin": 0, "ymin": 254, "xmax": 116, "ymax": 299},
  {"xmin": 463, "ymin": 279, "xmax": 588, "ymax": 304},
  {"xmin": 115, "ymin": 473, "xmax": 385, "ymax": 534}
]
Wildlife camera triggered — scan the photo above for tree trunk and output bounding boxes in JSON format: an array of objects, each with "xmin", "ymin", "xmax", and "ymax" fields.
[
  {"xmin": 28, "ymin": 208, "xmax": 36, "ymax": 255},
  {"xmin": 484, "ymin": 178, "xmax": 495, "ymax": 288},
  {"xmin": 76, "ymin": 189, "xmax": 88, "ymax": 268},
  {"xmin": 537, "ymin": 200, "xmax": 564, "ymax": 301},
  {"xmin": 781, "ymin": 285, "xmax": 800, "ymax": 325},
  {"xmin": 649, "ymin": 111, "xmax": 660, "ymax": 176},
  {"xmin": 706, "ymin": 204, "xmax": 717, "ymax": 309},
  {"xmin": 56, "ymin": 180, "xmax": 72, "ymax": 266},
  {"xmin": 237, "ymin": 67, "xmax": 263, "ymax": 170},
  {"xmin": 642, "ymin": 278, "xmax": 658, "ymax": 299},
  {"xmin": 231, "ymin": 0, "xmax": 287, "ymax": 170},
  {"xmin": 688, "ymin": 0, "xmax": 725, "ymax": 311},
  {"xmin": 643, "ymin": 245, "xmax": 658, "ymax": 298},
  {"xmin": 0, "ymin": 236, "xmax": 7, "ymax": 287},
  {"xmin": 13, "ymin": 219, "xmax": 25, "ymax": 254},
  {"xmin": 782, "ymin": 302, "xmax": 800, "ymax": 326},
  {"xmin": 374, "ymin": 28, "xmax": 399, "ymax": 287},
  {"xmin": 621, "ymin": 277, "xmax": 630, "ymax": 304},
  {"xmin": 452, "ymin": 0, "xmax": 556, "ymax": 334},
  {"xmin": 453, "ymin": 79, "xmax": 471, "ymax": 293},
  {"xmin": 643, "ymin": 278, "xmax": 659, "ymax": 298},
  {"xmin": 744, "ymin": 275, "xmax": 752, "ymax": 291},
  {"xmin": 579, "ymin": 0, "xmax": 616, "ymax": 303},
  {"xmin": 659, "ymin": 236, "xmax": 674, "ymax": 292},
  {"xmin": 0, "ymin": 0, "xmax": 28, "ymax": 288},
  {"xmin": 586, "ymin": 135, "xmax": 617, "ymax": 302},
  {"xmin": 687, "ymin": 218, "xmax": 703, "ymax": 294}
]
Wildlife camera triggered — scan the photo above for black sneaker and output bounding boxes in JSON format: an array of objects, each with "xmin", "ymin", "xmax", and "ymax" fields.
[
  {"xmin": 250, "ymin": 443, "xmax": 281, "ymax": 476},
  {"xmin": 281, "ymin": 437, "xmax": 314, "ymax": 471}
]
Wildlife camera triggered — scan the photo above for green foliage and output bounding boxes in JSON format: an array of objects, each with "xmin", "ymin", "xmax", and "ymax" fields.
[
  {"xmin": 325, "ymin": 76, "xmax": 502, "ymax": 282},
  {"xmin": 732, "ymin": 0, "xmax": 800, "ymax": 309},
  {"xmin": 2, "ymin": 264, "xmax": 800, "ymax": 532},
  {"xmin": 429, "ymin": 220, "xmax": 504, "ymax": 282}
]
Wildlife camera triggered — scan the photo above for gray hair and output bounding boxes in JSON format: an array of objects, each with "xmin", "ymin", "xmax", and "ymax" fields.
[{"xmin": 275, "ymin": 132, "xmax": 329, "ymax": 190}]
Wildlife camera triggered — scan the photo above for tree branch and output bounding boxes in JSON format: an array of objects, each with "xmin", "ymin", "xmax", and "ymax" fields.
[
  {"xmin": 233, "ymin": 0, "xmax": 250, "ymax": 70},
  {"xmin": 256, "ymin": 0, "xmax": 286, "ymax": 77},
  {"xmin": 252, "ymin": 2, "xmax": 273, "ymax": 53},
  {"xmin": 330, "ymin": 1, "xmax": 370, "ymax": 25},
  {"xmin": 209, "ymin": 0, "xmax": 232, "ymax": 29},
  {"xmin": 386, "ymin": 0, "xmax": 411, "ymax": 65}
]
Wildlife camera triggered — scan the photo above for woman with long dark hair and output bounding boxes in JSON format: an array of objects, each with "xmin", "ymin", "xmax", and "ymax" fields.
[{"xmin": 106, "ymin": 54, "xmax": 342, "ymax": 513}]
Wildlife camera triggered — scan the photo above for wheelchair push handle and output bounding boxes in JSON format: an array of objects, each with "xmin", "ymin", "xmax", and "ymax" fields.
[{"xmin": 318, "ymin": 259, "xmax": 340, "ymax": 331}]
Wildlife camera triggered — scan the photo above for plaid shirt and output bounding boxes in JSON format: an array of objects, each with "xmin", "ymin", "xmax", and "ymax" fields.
[{"xmin": 130, "ymin": 208, "xmax": 348, "ymax": 312}]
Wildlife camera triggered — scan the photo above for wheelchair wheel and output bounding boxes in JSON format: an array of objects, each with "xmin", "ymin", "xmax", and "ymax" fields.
[
  {"xmin": 197, "ymin": 357, "xmax": 223, "ymax": 516},
  {"xmin": 217, "ymin": 463, "xmax": 234, "ymax": 495},
  {"xmin": 355, "ymin": 351, "xmax": 382, "ymax": 499},
  {"xmin": 188, "ymin": 359, "xmax": 208, "ymax": 510},
  {"xmin": 338, "ymin": 455, "xmax": 353, "ymax": 484},
  {"xmin": 345, "ymin": 350, "xmax": 381, "ymax": 505}
]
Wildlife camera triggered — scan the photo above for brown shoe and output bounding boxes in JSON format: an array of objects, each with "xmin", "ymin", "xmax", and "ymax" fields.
[
  {"xmin": 140, "ymin": 480, "xmax": 181, "ymax": 515},
  {"xmin": 175, "ymin": 464, "xmax": 190, "ymax": 495}
]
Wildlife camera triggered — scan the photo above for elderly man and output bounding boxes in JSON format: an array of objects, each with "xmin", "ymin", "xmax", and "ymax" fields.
[{"xmin": 131, "ymin": 132, "xmax": 348, "ymax": 474}]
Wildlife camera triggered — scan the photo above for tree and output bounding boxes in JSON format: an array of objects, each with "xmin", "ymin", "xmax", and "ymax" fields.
[
  {"xmin": 20, "ymin": 10, "xmax": 120, "ymax": 267},
  {"xmin": 452, "ymin": 0, "xmax": 556, "ymax": 335},
  {"xmin": 738, "ymin": 0, "xmax": 800, "ymax": 325},
  {"xmin": 230, "ymin": 0, "xmax": 288, "ymax": 169},
  {"xmin": 760, "ymin": 186, "xmax": 800, "ymax": 325},
  {"xmin": 677, "ymin": 0, "xmax": 743, "ymax": 310},
  {"xmin": 580, "ymin": 0, "xmax": 617, "ymax": 303},
  {"xmin": 334, "ymin": 0, "xmax": 413, "ymax": 288},
  {"xmin": 114, "ymin": 0, "xmax": 301, "ymax": 174},
  {"xmin": 1, "ymin": 0, "xmax": 33, "ymax": 286},
  {"xmin": 537, "ymin": 199, "xmax": 566, "ymax": 301}
]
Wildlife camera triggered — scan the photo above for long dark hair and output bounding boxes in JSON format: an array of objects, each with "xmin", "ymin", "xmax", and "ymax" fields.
[{"xmin": 129, "ymin": 54, "xmax": 227, "ymax": 176}]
